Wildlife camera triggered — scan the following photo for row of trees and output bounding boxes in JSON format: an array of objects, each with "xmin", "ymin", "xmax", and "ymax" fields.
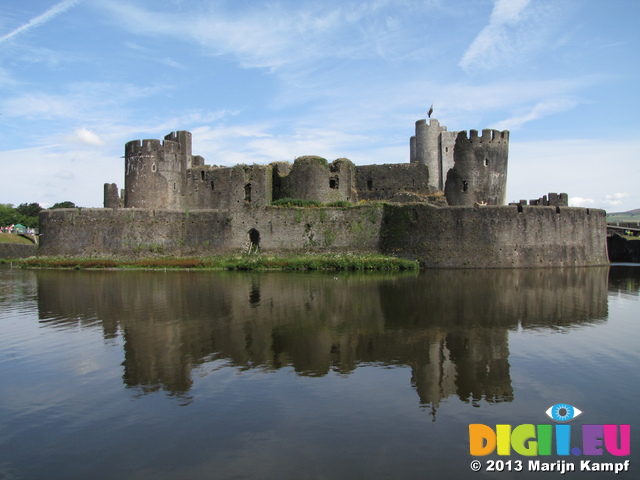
[{"xmin": 0, "ymin": 202, "xmax": 76, "ymax": 230}]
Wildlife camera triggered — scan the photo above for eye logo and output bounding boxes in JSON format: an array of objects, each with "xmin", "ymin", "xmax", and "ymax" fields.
[{"xmin": 545, "ymin": 403, "xmax": 583, "ymax": 422}]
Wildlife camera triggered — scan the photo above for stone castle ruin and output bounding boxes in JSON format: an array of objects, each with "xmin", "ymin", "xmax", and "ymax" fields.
[
  {"xmin": 40, "ymin": 117, "xmax": 607, "ymax": 268},
  {"xmin": 104, "ymin": 119, "xmax": 511, "ymax": 211}
]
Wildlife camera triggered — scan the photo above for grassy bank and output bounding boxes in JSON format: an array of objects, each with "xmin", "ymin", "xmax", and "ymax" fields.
[
  {"xmin": 18, "ymin": 253, "xmax": 419, "ymax": 271},
  {"xmin": 0, "ymin": 233, "xmax": 34, "ymax": 244}
]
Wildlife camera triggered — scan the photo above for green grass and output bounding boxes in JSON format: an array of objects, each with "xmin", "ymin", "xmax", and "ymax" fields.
[
  {"xmin": 607, "ymin": 213, "xmax": 640, "ymax": 223},
  {"xmin": 18, "ymin": 253, "xmax": 419, "ymax": 272},
  {"xmin": 0, "ymin": 233, "xmax": 34, "ymax": 244},
  {"xmin": 271, "ymin": 198, "xmax": 323, "ymax": 207}
]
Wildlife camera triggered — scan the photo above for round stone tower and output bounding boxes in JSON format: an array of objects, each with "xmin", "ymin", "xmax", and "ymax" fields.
[
  {"xmin": 410, "ymin": 118, "xmax": 456, "ymax": 191},
  {"xmin": 444, "ymin": 129, "xmax": 509, "ymax": 206},
  {"xmin": 124, "ymin": 131, "xmax": 193, "ymax": 209}
]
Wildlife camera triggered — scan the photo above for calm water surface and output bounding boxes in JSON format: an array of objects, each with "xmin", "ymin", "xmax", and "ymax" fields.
[{"xmin": 0, "ymin": 265, "xmax": 638, "ymax": 479}]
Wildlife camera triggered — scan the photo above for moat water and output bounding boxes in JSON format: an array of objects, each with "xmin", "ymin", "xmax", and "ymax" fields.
[{"xmin": 0, "ymin": 266, "xmax": 638, "ymax": 479}]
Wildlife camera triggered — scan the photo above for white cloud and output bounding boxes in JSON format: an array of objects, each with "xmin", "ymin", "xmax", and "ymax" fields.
[
  {"xmin": 66, "ymin": 128, "xmax": 105, "ymax": 146},
  {"xmin": 491, "ymin": 0, "xmax": 531, "ymax": 23},
  {"xmin": 0, "ymin": 145, "xmax": 121, "ymax": 208},
  {"xmin": 0, "ymin": 0, "xmax": 82, "ymax": 44},
  {"xmin": 491, "ymin": 98, "xmax": 579, "ymax": 130},
  {"xmin": 604, "ymin": 193, "xmax": 630, "ymax": 207},
  {"xmin": 570, "ymin": 197, "xmax": 595, "ymax": 207},
  {"xmin": 459, "ymin": 0, "xmax": 561, "ymax": 72}
]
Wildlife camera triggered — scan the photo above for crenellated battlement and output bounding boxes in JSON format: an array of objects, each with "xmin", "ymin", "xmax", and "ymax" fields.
[{"xmin": 460, "ymin": 129, "xmax": 509, "ymax": 144}]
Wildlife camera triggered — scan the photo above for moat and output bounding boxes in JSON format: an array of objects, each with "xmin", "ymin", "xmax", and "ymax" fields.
[{"xmin": 0, "ymin": 266, "xmax": 638, "ymax": 479}]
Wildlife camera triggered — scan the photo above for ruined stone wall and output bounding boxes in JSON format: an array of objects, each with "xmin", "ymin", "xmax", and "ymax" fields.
[
  {"xmin": 381, "ymin": 204, "xmax": 608, "ymax": 268},
  {"xmin": 355, "ymin": 164, "xmax": 430, "ymax": 201},
  {"xmin": 283, "ymin": 157, "xmax": 357, "ymax": 203},
  {"xmin": 39, "ymin": 208, "xmax": 233, "ymax": 257},
  {"xmin": 445, "ymin": 129, "xmax": 509, "ymax": 206},
  {"xmin": 103, "ymin": 183, "xmax": 121, "ymax": 208},
  {"xmin": 39, "ymin": 204, "xmax": 608, "ymax": 268},
  {"xmin": 38, "ymin": 205, "xmax": 384, "ymax": 257},
  {"xmin": 182, "ymin": 164, "xmax": 272, "ymax": 210}
]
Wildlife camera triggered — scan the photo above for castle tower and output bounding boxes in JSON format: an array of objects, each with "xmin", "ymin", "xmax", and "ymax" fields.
[
  {"xmin": 103, "ymin": 183, "xmax": 121, "ymax": 208},
  {"xmin": 410, "ymin": 118, "xmax": 456, "ymax": 191},
  {"xmin": 283, "ymin": 156, "xmax": 356, "ymax": 203},
  {"xmin": 124, "ymin": 131, "xmax": 194, "ymax": 209},
  {"xmin": 444, "ymin": 129, "xmax": 509, "ymax": 206}
]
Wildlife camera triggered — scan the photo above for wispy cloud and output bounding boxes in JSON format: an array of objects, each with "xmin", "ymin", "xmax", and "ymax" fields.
[
  {"xmin": 96, "ymin": 0, "xmax": 438, "ymax": 72},
  {"xmin": 491, "ymin": 97, "xmax": 578, "ymax": 130},
  {"xmin": 459, "ymin": 0, "xmax": 561, "ymax": 72},
  {"xmin": 0, "ymin": 0, "xmax": 82, "ymax": 44}
]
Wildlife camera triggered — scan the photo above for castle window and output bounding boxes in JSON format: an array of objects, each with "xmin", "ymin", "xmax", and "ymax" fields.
[
  {"xmin": 367, "ymin": 179, "xmax": 373, "ymax": 191},
  {"xmin": 462, "ymin": 181, "xmax": 468, "ymax": 193},
  {"xmin": 484, "ymin": 158, "xmax": 489, "ymax": 166},
  {"xmin": 211, "ymin": 181, "xmax": 215, "ymax": 191},
  {"xmin": 151, "ymin": 163, "xmax": 157, "ymax": 173},
  {"xmin": 330, "ymin": 177, "xmax": 339, "ymax": 189},
  {"xmin": 244, "ymin": 183, "xmax": 252, "ymax": 202},
  {"xmin": 201, "ymin": 170, "xmax": 205, "ymax": 181}
]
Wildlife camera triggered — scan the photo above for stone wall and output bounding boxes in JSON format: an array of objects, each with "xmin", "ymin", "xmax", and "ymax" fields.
[
  {"xmin": 608, "ymin": 234, "xmax": 640, "ymax": 262},
  {"xmin": 38, "ymin": 205, "xmax": 384, "ymax": 257},
  {"xmin": 381, "ymin": 204, "xmax": 608, "ymax": 268},
  {"xmin": 38, "ymin": 204, "xmax": 608, "ymax": 268},
  {"xmin": 0, "ymin": 243, "xmax": 37, "ymax": 259},
  {"xmin": 355, "ymin": 163, "xmax": 430, "ymax": 201}
]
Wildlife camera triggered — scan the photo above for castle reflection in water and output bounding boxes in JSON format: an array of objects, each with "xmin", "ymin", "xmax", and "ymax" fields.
[{"xmin": 35, "ymin": 267, "xmax": 612, "ymax": 411}]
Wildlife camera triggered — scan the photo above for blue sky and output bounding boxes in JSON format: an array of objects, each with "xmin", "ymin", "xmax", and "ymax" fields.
[{"xmin": 1, "ymin": 0, "xmax": 638, "ymax": 211}]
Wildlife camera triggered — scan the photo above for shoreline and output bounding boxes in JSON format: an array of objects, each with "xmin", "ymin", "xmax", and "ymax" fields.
[{"xmin": 13, "ymin": 253, "xmax": 420, "ymax": 272}]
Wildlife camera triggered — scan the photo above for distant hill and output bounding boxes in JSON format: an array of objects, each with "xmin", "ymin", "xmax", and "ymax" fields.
[{"xmin": 607, "ymin": 208, "xmax": 640, "ymax": 223}]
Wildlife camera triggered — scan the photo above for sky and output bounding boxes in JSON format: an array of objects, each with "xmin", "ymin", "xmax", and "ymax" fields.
[{"xmin": 0, "ymin": 0, "xmax": 638, "ymax": 212}]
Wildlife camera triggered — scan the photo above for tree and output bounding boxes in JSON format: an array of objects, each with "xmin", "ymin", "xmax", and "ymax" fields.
[
  {"xmin": 0, "ymin": 203, "xmax": 16, "ymax": 227},
  {"xmin": 51, "ymin": 201, "xmax": 77, "ymax": 209},
  {"xmin": 16, "ymin": 203, "xmax": 43, "ymax": 218}
]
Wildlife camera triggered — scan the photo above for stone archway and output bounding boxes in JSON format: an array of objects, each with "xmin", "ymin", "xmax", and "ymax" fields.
[{"xmin": 248, "ymin": 228, "xmax": 260, "ymax": 254}]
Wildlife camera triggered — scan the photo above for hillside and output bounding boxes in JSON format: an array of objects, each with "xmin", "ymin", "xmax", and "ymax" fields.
[
  {"xmin": 606, "ymin": 208, "xmax": 640, "ymax": 223},
  {"xmin": 0, "ymin": 233, "xmax": 34, "ymax": 245}
]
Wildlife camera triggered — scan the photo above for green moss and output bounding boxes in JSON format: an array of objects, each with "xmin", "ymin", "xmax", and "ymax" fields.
[
  {"xmin": 293, "ymin": 155, "xmax": 328, "ymax": 168},
  {"xmin": 381, "ymin": 204, "xmax": 413, "ymax": 248},
  {"xmin": 323, "ymin": 228, "xmax": 336, "ymax": 247}
]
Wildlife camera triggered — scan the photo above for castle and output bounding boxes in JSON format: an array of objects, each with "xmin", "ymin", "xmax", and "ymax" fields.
[
  {"xmin": 39, "ymin": 118, "xmax": 608, "ymax": 268},
  {"xmin": 103, "ymin": 119, "xmax": 510, "ymax": 211}
]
